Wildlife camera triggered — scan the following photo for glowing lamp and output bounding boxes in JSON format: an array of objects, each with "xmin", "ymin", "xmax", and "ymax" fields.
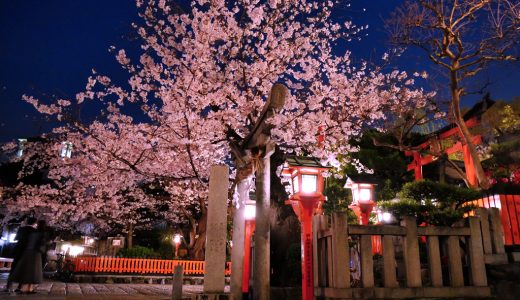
[
  {"xmin": 244, "ymin": 201, "xmax": 256, "ymax": 221},
  {"xmin": 376, "ymin": 209, "xmax": 394, "ymax": 224},
  {"xmin": 173, "ymin": 234, "xmax": 182, "ymax": 246},
  {"xmin": 173, "ymin": 234, "xmax": 182, "ymax": 258},
  {"xmin": 61, "ymin": 243, "xmax": 85, "ymax": 256},
  {"xmin": 345, "ymin": 175, "xmax": 378, "ymax": 225}
]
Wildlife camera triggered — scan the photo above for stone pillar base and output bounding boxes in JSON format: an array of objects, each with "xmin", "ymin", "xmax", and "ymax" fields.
[{"xmin": 192, "ymin": 294, "xmax": 230, "ymax": 300}]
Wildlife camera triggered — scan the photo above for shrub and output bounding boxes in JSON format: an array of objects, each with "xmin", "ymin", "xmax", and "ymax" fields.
[
  {"xmin": 379, "ymin": 180, "xmax": 479, "ymax": 226},
  {"xmin": 117, "ymin": 245, "xmax": 160, "ymax": 258}
]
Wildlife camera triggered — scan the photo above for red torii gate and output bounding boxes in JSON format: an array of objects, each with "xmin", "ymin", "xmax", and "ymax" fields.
[{"xmin": 405, "ymin": 117, "xmax": 482, "ymax": 186}]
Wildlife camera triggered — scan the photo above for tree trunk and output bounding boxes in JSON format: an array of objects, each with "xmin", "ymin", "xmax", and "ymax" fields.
[
  {"xmin": 450, "ymin": 70, "xmax": 490, "ymax": 189},
  {"xmin": 189, "ymin": 209, "xmax": 207, "ymax": 260},
  {"xmin": 127, "ymin": 223, "xmax": 134, "ymax": 249}
]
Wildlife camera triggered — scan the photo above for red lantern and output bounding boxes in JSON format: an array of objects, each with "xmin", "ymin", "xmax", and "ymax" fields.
[
  {"xmin": 344, "ymin": 175, "xmax": 377, "ymax": 225},
  {"xmin": 283, "ymin": 156, "xmax": 330, "ymax": 300}
]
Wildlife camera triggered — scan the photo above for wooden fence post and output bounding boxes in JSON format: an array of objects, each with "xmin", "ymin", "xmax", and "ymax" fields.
[
  {"xmin": 447, "ymin": 236, "xmax": 464, "ymax": 287},
  {"xmin": 426, "ymin": 236, "xmax": 443, "ymax": 287},
  {"xmin": 489, "ymin": 208, "xmax": 506, "ymax": 254},
  {"xmin": 476, "ymin": 208, "xmax": 492, "ymax": 255},
  {"xmin": 401, "ymin": 217, "xmax": 422, "ymax": 287},
  {"xmin": 468, "ymin": 217, "xmax": 487, "ymax": 286},
  {"xmin": 382, "ymin": 235, "xmax": 398, "ymax": 288},
  {"xmin": 360, "ymin": 235, "xmax": 374, "ymax": 288},
  {"xmin": 332, "ymin": 212, "xmax": 350, "ymax": 288}
]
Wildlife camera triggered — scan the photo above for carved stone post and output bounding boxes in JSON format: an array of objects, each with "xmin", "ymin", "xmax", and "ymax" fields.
[{"xmin": 203, "ymin": 165, "xmax": 229, "ymax": 294}]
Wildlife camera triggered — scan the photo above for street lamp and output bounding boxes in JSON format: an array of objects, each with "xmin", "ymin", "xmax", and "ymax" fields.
[
  {"xmin": 283, "ymin": 156, "xmax": 330, "ymax": 300},
  {"xmin": 242, "ymin": 197, "xmax": 256, "ymax": 296},
  {"xmin": 344, "ymin": 175, "xmax": 378, "ymax": 225},
  {"xmin": 173, "ymin": 234, "xmax": 182, "ymax": 259}
]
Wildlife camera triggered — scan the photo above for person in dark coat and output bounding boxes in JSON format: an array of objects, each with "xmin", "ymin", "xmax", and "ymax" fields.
[
  {"xmin": 9, "ymin": 223, "xmax": 46, "ymax": 294},
  {"xmin": 2, "ymin": 217, "xmax": 37, "ymax": 293},
  {"xmin": 36, "ymin": 220, "xmax": 50, "ymax": 268}
]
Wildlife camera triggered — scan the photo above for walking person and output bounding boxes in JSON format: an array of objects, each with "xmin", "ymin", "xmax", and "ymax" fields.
[
  {"xmin": 8, "ymin": 219, "xmax": 46, "ymax": 294},
  {"xmin": 2, "ymin": 217, "xmax": 37, "ymax": 293}
]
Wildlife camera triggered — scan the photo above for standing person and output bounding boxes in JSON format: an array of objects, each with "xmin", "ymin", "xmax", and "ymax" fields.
[
  {"xmin": 9, "ymin": 219, "xmax": 45, "ymax": 294},
  {"xmin": 1, "ymin": 217, "xmax": 37, "ymax": 293},
  {"xmin": 36, "ymin": 220, "xmax": 50, "ymax": 269}
]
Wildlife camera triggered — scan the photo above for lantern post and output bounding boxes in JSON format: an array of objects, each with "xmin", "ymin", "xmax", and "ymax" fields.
[
  {"xmin": 283, "ymin": 156, "xmax": 330, "ymax": 300},
  {"xmin": 242, "ymin": 199, "xmax": 256, "ymax": 296},
  {"xmin": 344, "ymin": 175, "xmax": 377, "ymax": 225},
  {"xmin": 173, "ymin": 234, "xmax": 182, "ymax": 259}
]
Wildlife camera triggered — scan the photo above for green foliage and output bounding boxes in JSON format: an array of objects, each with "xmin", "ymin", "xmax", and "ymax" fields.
[
  {"xmin": 117, "ymin": 245, "xmax": 161, "ymax": 258},
  {"xmin": 484, "ymin": 139, "xmax": 520, "ymax": 183},
  {"xmin": 379, "ymin": 180, "xmax": 479, "ymax": 226},
  {"xmin": 323, "ymin": 175, "xmax": 350, "ymax": 214},
  {"xmin": 284, "ymin": 243, "xmax": 302, "ymax": 286},
  {"xmin": 347, "ymin": 131, "xmax": 414, "ymax": 200}
]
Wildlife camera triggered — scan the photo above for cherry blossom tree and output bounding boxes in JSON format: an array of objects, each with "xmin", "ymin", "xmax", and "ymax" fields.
[{"xmin": 14, "ymin": 0, "xmax": 433, "ymax": 258}]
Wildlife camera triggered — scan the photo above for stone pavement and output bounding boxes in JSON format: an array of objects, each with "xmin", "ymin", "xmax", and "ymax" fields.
[{"xmin": 0, "ymin": 273, "xmax": 229, "ymax": 299}]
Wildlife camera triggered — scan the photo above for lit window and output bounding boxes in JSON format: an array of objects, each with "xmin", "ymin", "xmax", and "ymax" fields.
[
  {"xmin": 60, "ymin": 141, "xmax": 73, "ymax": 158},
  {"xmin": 17, "ymin": 139, "xmax": 27, "ymax": 157},
  {"xmin": 301, "ymin": 174, "xmax": 317, "ymax": 193}
]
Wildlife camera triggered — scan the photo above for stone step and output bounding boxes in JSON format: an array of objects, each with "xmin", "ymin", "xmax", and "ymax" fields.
[{"xmin": 73, "ymin": 274, "xmax": 230, "ymax": 285}]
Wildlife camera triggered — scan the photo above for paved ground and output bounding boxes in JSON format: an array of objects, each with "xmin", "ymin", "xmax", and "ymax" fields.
[{"xmin": 0, "ymin": 273, "xmax": 228, "ymax": 299}]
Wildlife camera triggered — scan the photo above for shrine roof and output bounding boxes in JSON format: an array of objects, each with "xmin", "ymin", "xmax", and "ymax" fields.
[
  {"xmin": 345, "ymin": 174, "xmax": 380, "ymax": 185},
  {"xmin": 285, "ymin": 155, "xmax": 331, "ymax": 169},
  {"xmin": 417, "ymin": 94, "xmax": 495, "ymax": 143}
]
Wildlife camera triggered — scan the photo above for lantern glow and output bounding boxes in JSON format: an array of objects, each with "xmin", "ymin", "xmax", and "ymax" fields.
[
  {"xmin": 244, "ymin": 203, "xmax": 256, "ymax": 220},
  {"xmin": 301, "ymin": 174, "xmax": 317, "ymax": 193}
]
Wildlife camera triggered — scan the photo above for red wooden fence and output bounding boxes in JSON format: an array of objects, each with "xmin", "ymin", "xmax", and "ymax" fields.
[
  {"xmin": 71, "ymin": 257, "xmax": 231, "ymax": 276},
  {"xmin": 466, "ymin": 194, "xmax": 520, "ymax": 246}
]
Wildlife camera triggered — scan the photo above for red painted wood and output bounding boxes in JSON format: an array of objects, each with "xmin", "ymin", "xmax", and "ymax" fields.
[
  {"xmin": 498, "ymin": 195, "xmax": 514, "ymax": 245},
  {"xmin": 505, "ymin": 194, "xmax": 520, "ymax": 244}
]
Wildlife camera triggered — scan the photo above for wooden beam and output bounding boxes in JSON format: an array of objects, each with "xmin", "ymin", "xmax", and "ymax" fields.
[{"xmin": 242, "ymin": 84, "xmax": 287, "ymax": 149}]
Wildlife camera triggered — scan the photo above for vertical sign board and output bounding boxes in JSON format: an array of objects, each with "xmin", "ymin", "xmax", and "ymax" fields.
[{"xmin": 204, "ymin": 165, "xmax": 230, "ymax": 293}]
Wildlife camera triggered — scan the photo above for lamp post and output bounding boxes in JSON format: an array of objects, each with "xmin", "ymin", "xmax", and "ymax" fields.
[
  {"xmin": 344, "ymin": 175, "xmax": 377, "ymax": 225},
  {"xmin": 173, "ymin": 234, "xmax": 182, "ymax": 259},
  {"xmin": 283, "ymin": 156, "xmax": 330, "ymax": 300},
  {"xmin": 242, "ymin": 199, "xmax": 256, "ymax": 296}
]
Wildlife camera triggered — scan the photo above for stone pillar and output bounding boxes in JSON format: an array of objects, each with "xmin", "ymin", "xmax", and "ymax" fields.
[
  {"xmin": 468, "ymin": 217, "xmax": 487, "ymax": 286},
  {"xmin": 360, "ymin": 235, "xmax": 374, "ymax": 287},
  {"xmin": 171, "ymin": 265, "xmax": 183, "ymax": 300},
  {"xmin": 331, "ymin": 212, "xmax": 350, "ymax": 288},
  {"xmin": 401, "ymin": 217, "xmax": 422, "ymax": 287},
  {"xmin": 204, "ymin": 165, "xmax": 230, "ymax": 294},
  {"xmin": 489, "ymin": 208, "xmax": 506, "ymax": 254},
  {"xmin": 230, "ymin": 178, "xmax": 251, "ymax": 300},
  {"xmin": 253, "ymin": 146, "xmax": 273, "ymax": 300},
  {"xmin": 427, "ymin": 236, "xmax": 442, "ymax": 287}
]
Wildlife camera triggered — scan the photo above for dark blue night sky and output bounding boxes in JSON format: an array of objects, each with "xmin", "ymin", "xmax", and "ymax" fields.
[{"xmin": 1, "ymin": 1, "xmax": 519, "ymax": 142}]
